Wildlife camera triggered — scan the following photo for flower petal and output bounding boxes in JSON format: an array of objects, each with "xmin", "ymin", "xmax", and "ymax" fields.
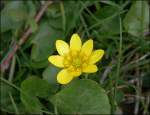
[
  {"xmin": 89, "ymin": 49, "xmax": 104, "ymax": 64},
  {"xmin": 81, "ymin": 39, "xmax": 93, "ymax": 56},
  {"xmin": 57, "ymin": 69, "xmax": 73, "ymax": 84},
  {"xmin": 70, "ymin": 33, "xmax": 82, "ymax": 51},
  {"xmin": 82, "ymin": 65, "xmax": 98, "ymax": 73},
  {"xmin": 71, "ymin": 71, "xmax": 81, "ymax": 77},
  {"xmin": 48, "ymin": 55, "xmax": 64, "ymax": 68},
  {"xmin": 56, "ymin": 40, "xmax": 69, "ymax": 56},
  {"xmin": 67, "ymin": 66, "xmax": 81, "ymax": 77},
  {"xmin": 70, "ymin": 69, "xmax": 81, "ymax": 77}
]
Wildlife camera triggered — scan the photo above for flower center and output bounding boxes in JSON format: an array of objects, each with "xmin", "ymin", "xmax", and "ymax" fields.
[
  {"xmin": 63, "ymin": 51, "xmax": 90, "ymax": 70},
  {"xmin": 72, "ymin": 58, "xmax": 81, "ymax": 68}
]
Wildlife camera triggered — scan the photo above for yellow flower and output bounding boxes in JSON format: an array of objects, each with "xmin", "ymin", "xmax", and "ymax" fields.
[{"xmin": 48, "ymin": 33, "xmax": 104, "ymax": 84}]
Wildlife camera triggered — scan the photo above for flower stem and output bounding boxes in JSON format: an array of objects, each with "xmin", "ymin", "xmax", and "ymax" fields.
[{"xmin": 85, "ymin": 74, "xmax": 89, "ymax": 79}]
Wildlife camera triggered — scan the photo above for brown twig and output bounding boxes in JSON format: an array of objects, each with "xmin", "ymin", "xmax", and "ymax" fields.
[{"xmin": 0, "ymin": 1, "xmax": 53, "ymax": 72}]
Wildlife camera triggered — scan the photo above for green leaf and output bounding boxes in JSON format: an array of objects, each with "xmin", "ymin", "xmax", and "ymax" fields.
[
  {"xmin": 4, "ymin": 1, "xmax": 27, "ymax": 22},
  {"xmin": 26, "ymin": 1, "xmax": 37, "ymax": 33},
  {"xmin": 86, "ymin": 5, "xmax": 120, "ymax": 36},
  {"xmin": 28, "ymin": 18, "xmax": 38, "ymax": 33},
  {"xmin": 1, "ymin": 1, "xmax": 27, "ymax": 32},
  {"xmin": 31, "ymin": 21, "xmax": 64, "ymax": 62},
  {"xmin": 96, "ymin": 6, "xmax": 120, "ymax": 35},
  {"xmin": 64, "ymin": 1, "xmax": 82, "ymax": 34},
  {"xmin": 26, "ymin": 1, "xmax": 37, "ymax": 18},
  {"xmin": 42, "ymin": 65, "xmax": 60, "ymax": 92},
  {"xmin": 20, "ymin": 76, "xmax": 52, "ymax": 113},
  {"xmin": 0, "ymin": 81, "xmax": 25, "ymax": 114},
  {"xmin": 46, "ymin": 1, "xmax": 82, "ymax": 35},
  {"xmin": 50, "ymin": 79, "xmax": 110, "ymax": 114},
  {"xmin": 123, "ymin": 1, "xmax": 149, "ymax": 36},
  {"xmin": 0, "ymin": 14, "xmax": 13, "ymax": 33},
  {"xmin": 46, "ymin": 3, "xmax": 62, "ymax": 30},
  {"xmin": 30, "ymin": 59, "xmax": 49, "ymax": 69}
]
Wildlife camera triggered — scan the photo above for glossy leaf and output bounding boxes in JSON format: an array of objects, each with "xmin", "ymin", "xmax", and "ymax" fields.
[
  {"xmin": 50, "ymin": 79, "xmax": 110, "ymax": 114},
  {"xmin": 1, "ymin": 1, "xmax": 27, "ymax": 32},
  {"xmin": 20, "ymin": 76, "xmax": 52, "ymax": 113},
  {"xmin": 42, "ymin": 65, "xmax": 60, "ymax": 92},
  {"xmin": 123, "ymin": 1, "xmax": 149, "ymax": 36},
  {"xmin": 31, "ymin": 21, "xmax": 64, "ymax": 62}
]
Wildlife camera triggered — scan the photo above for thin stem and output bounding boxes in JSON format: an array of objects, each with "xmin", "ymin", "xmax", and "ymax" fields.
[
  {"xmin": 54, "ymin": 102, "xmax": 58, "ymax": 114},
  {"xmin": 88, "ymin": 10, "xmax": 126, "ymax": 31},
  {"xmin": 134, "ymin": 54, "xmax": 140, "ymax": 115},
  {"xmin": 9, "ymin": 92, "xmax": 19, "ymax": 114},
  {"xmin": 60, "ymin": 1, "xmax": 66, "ymax": 33},
  {"xmin": 80, "ymin": 15, "xmax": 90, "ymax": 37},
  {"xmin": 134, "ymin": 2, "xmax": 146, "ymax": 114},
  {"xmin": 80, "ymin": 1, "xmax": 100, "ymax": 22},
  {"xmin": 95, "ymin": 2, "xmax": 101, "ymax": 11},
  {"xmin": 113, "ymin": 16, "xmax": 123, "ymax": 112},
  {"xmin": 1, "ymin": 77, "xmax": 21, "ymax": 92},
  {"xmin": 84, "ymin": 74, "xmax": 89, "ymax": 79},
  {"xmin": 141, "ymin": 1, "xmax": 145, "ymax": 36},
  {"xmin": 41, "ymin": 110, "xmax": 54, "ymax": 114},
  {"xmin": 0, "ymin": 77, "xmax": 35, "ymax": 101}
]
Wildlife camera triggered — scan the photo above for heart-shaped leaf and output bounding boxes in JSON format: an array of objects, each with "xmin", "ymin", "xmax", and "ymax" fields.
[
  {"xmin": 50, "ymin": 79, "xmax": 111, "ymax": 114},
  {"xmin": 20, "ymin": 76, "xmax": 52, "ymax": 113},
  {"xmin": 30, "ymin": 21, "xmax": 64, "ymax": 66}
]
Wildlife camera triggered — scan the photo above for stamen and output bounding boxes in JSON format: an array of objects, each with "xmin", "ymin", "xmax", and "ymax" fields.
[{"xmin": 72, "ymin": 58, "xmax": 81, "ymax": 68}]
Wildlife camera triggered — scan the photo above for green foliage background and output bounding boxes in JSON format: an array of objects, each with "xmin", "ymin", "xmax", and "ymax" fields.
[{"xmin": 0, "ymin": 0, "xmax": 149, "ymax": 114}]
